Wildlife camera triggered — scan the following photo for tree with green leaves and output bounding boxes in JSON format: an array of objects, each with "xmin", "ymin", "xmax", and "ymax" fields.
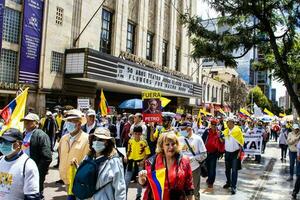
[
  {"xmin": 181, "ymin": 0, "xmax": 300, "ymax": 116},
  {"xmin": 228, "ymin": 77, "xmax": 248, "ymax": 112},
  {"xmin": 247, "ymin": 86, "xmax": 271, "ymax": 111}
]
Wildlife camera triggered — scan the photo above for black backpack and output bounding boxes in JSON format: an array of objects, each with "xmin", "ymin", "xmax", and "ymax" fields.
[{"xmin": 72, "ymin": 156, "xmax": 108, "ymax": 199}]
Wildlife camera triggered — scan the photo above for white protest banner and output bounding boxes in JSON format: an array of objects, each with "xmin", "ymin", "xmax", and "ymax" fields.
[{"xmin": 243, "ymin": 133, "xmax": 262, "ymax": 155}]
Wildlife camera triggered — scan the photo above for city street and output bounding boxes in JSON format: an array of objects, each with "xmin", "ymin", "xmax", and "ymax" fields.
[{"xmin": 44, "ymin": 141, "xmax": 294, "ymax": 200}]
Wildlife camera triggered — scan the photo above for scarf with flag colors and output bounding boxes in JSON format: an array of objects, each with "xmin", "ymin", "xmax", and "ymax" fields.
[
  {"xmin": 147, "ymin": 168, "xmax": 166, "ymax": 200},
  {"xmin": 99, "ymin": 89, "xmax": 110, "ymax": 116},
  {"xmin": 0, "ymin": 88, "xmax": 29, "ymax": 134}
]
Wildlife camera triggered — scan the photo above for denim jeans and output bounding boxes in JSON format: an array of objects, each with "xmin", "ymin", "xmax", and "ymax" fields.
[
  {"xmin": 206, "ymin": 153, "xmax": 218, "ymax": 185},
  {"xmin": 225, "ymin": 150, "xmax": 239, "ymax": 189},
  {"xmin": 125, "ymin": 166, "xmax": 143, "ymax": 199},
  {"xmin": 289, "ymin": 151, "xmax": 298, "ymax": 177}
]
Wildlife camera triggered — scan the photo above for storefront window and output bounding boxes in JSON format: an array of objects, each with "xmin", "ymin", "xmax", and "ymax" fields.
[{"xmin": 100, "ymin": 9, "xmax": 113, "ymax": 54}]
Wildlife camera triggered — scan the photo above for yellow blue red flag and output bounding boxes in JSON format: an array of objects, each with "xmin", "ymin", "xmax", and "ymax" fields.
[
  {"xmin": 0, "ymin": 88, "xmax": 29, "ymax": 134},
  {"xmin": 239, "ymin": 108, "xmax": 251, "ymax": 118},
  {"xmin": 263, "ymin": 108, "xmax": 274, "ymax": 117},
  {"xmin": 100, "ymin": 89, "xmax": 109, "ymax": 116},
  {"xmin": 147, "ymin": 168, "xmax": 166, "ymax": 200}
]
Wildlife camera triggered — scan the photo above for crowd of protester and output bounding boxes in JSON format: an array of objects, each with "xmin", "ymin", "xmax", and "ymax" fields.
[{"xmin": 0, "ymin": 106, "xmax": 300, "ymax": 200}]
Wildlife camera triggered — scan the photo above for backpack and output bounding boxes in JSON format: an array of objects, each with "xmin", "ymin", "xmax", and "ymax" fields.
[{"xmin": 72, "ymin": 156, "xmax": 108, "ymax": 199}]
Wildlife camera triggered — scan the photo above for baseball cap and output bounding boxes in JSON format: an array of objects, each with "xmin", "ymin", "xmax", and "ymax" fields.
[
  {"xmin": 179, "ymin": 121, "xmax": 192, "ymax": 129},
  {"xmin": 20, "ymin": 113, "xmax": 40, "ymax": 122},
  {"xmin": 210, "ymin": 119, "xmax": 219, "ymax": 125},
  {"xmin": 293, "ymin": 124, "xmax": 300, "ymax": 130},
  {"xmin": 0, "ymin": 128, "xmax": 23, "ymax": 142},
  {"xmin": 46, "ymin": 111, "xmax": 52, "ymax": 116},
  {"xmin": 86, "ymin": 109, "xmax": 96, "ymax": 116},
  {"xmin": 94, "ymin": 127, "xmax": 112, "ymax": 140}
]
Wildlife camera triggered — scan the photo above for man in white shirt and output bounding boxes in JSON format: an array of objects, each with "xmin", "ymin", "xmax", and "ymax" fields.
[
  {"xmin": 0, "ymin": 128, "xmax": 40, "ymax": 200},
  {"xmin": 81, "ymin": 109, "xmax": 98, "ymax": 134},
  {"xmin": 130, "ymin": 113, "xmax": 147, "ymax": 139},
  {"xmin": 223, "ymin": 118, "xmax": 244, "ymax": 195},
  {"xmin": 178, "ymin": 121, "xmax": 207, "ymax": 200}
]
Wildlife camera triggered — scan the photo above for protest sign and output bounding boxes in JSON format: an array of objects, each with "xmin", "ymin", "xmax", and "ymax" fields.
[
  {"xmin": 243, "ymin": 133, "xmax": 262, "ymax": 155},
  {"xmin": 142, "ymin": 91, "xmax": 162, "ymax": 123}
]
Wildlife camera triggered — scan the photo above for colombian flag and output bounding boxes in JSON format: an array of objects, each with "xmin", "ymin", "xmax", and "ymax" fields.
[
  {"xmin": 0, "ymin": 88, "xmax": 29, "ymax": 134},
  {"xmin": 218, "ymin": 108, "xmax": 226, "ymax": 116},
  {"xmin": 239, "ymin": 108, "xmax": 251, "ymax": 119},
  {"xmin": 99, "ymin": 89, "xmax": 110, "ymax": 116},
  {"xmin": 264, "ymin": 108, "xmax": 274, "ymax": 117},
  {"xmin": 147, "ymin": 168, "xmax": 165, "ymax": 200}
]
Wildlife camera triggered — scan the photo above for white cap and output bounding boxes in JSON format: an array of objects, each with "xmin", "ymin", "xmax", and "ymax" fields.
[
  {"xmin": 46, "ymin": 111, "xmax": 52, "ymax": 116},
  {"xmin": 86, "ymin": 109, "xmax": 96, "ymax": 116},
  {"xmin": 20, "ymin": 113, "xmax": 40, "ymax": 122},
  {"xmin": 293, "ymin": 124, "xmax": 300, "ymax": 130}
]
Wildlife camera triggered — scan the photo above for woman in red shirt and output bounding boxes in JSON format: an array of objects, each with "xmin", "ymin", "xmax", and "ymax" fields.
[{"xmin": 138, "ymin": 131, "xmax": 195, "ymax": 200}]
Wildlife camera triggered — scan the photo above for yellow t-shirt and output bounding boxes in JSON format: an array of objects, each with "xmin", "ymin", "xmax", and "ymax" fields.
[
  {"xmin": 56, "ymin": 115, "xmax": 63, "ymax": 130},
  {"xmin": 127, "ymin": 139, "xmax": 151, "ymax": 161}
]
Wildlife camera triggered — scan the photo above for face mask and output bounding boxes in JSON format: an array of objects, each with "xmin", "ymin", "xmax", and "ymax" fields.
[
  {"xmin": 0, "ymin": 142, "xmax": 14, "ymax": 156},
  {"xmin": 66, "ymin": 121, "xmax": 76, "ymax": 133},
  {"xmin": 180, "ymin": 130, "xmax": 188, "ymax": 137},
  {"xmin": 92, "ymin": 141, "xmax": 106, "ymax": 153}
]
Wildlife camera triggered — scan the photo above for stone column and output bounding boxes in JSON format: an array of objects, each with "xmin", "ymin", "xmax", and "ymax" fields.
[
  {"xmin": 168, "ymin": 0, "xmax": 177, "ymax": 70},
  {"xmin": 153, "ymin": 0, "xmax": 164, "ymax": 65},
  {"xmin": 112, "ymin": 0, "xmax": 129, "ymax": 57},
  {"xmin": 135, "ymin": 0, "xmax": 149, "ymax": 58}
]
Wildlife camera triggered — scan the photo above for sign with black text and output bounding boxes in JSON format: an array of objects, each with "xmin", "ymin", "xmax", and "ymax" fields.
[
  {"xmin": 142, "ymin": 91, "xmax": 162, "ymax": 123},
  {"xmin": 243, "ymin": 134, "xmax": 262, "ymax": 155}
]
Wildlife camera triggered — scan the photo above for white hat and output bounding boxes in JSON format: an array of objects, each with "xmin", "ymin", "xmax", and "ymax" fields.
[
  {"xmin": 63, "ymin": 109, "xmax": 84, "ymax": 120},
  {"xmin": 94, "ymin": 127, "xmax": 112, "ymax": 140},
  {"xmin": 226, "ymin": 117, "xmax": 235, "ymax": 122},
  {"xmin": 293, "ymin": 124, "xmax": 300, "ymax": 130},
  {"xmin": 46, "ymin": 111, "xmax": 52, "ymax": 116},
  {"xmin": 86, "ymin": 109, "xmax": 96, "ymax": 116},
  {"xmin": 20, "ymin": 113, "xmax": 40, "ymax": 122}
]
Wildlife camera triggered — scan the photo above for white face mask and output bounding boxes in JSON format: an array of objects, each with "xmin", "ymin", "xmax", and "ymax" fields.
[
  {"xmin": 66, "ymin": 121, "xmax": 77, "ymax": 133},
  {"xmin": 92, "ymin": 141, "xmax": 106, "ymax": 153}
]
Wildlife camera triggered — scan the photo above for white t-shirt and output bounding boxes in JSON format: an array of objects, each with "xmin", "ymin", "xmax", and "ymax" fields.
[
  {"xmin": 0, "ymin": 153, "xmax": 39, "ymax": 199},
  {"xmin": 225, "ymin": 128, "xmax": 241, "ymax": 152},
  {"xmin": 179, "ymin": 134, "xmax": 207, "ymax": 171}
]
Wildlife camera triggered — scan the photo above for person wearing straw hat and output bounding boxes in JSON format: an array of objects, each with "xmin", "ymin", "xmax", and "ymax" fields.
[
  {"xmin": 21, "ymin": 113, "xmax": 52, "ymax": 199},
  {"xmin": 58, "ymin": 109, "xmax": 90, "ymax": 200},
  {"xmin": 85, "ymin": 127, "xmax": 126, "ymax": 200}
]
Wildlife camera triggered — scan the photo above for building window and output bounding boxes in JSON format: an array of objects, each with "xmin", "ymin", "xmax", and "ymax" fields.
[
  {"xmin": 3, "ymin": 8, "xmax": 21, "ymax": 44},
  {"xmin": 216, "ymin": 87, "xmax": 218, "ymax": 102},
  {"xmin": 0, "ymin": 49, "xmax": 17, "ymax": 83},
  {"xmin": 162, "ymin": 41, "xmax": 168, "ymax": 66},
  {"xmin": 146, "ymin": 32, "xmax": 153, "ymax": 61},
  {"xmin": 175, "ymin": 48, "xmax": 180, "ymax": 71},
  {"xmin": 126, "ymin": 22, "xmax": 135, "ymax": 54},
  {"xmin": 51, "ymin": 51, "xmax": 64, "ymax": 72},
  {"xmin": 212, "ymin": 86, "xmax": 214, "ymax": 102},
  {"xmin": 56, "ymin": 7, "xmax": 64, "ymax": 25},
  {"xmin": 207, "ymin": 84, "xmax": 210, "ymax": 102},
  {"xmin": 100, "ymin": 9, "xmax": 113, "ymax": 54}
]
